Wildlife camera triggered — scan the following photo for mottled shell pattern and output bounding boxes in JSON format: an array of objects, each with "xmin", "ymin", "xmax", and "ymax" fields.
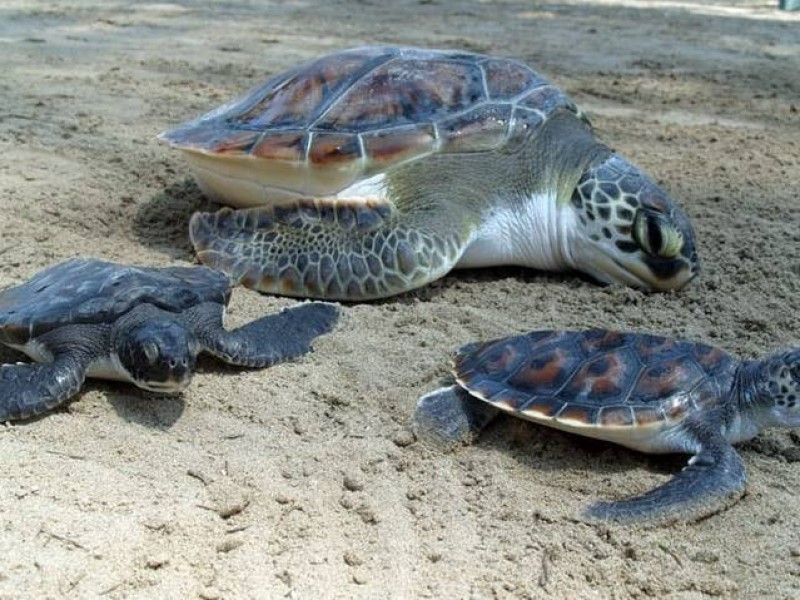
[
  {"xmin": 159, "ymin": 46, "xmax": 582, "ymax": 198},
  {"xmin": 0, "ymin": 259, "xmax": 230, "ymax": 345},
  {"xmin": 455, "ymin": 330, "xmax": 738, "ymax": 440}
]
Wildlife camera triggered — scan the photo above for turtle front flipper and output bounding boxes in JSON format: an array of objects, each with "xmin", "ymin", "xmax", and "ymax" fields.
[
  {"xmin": 0, "ymin": 354, "xmax": 89, "ymax": 421},
  {"xmin": 413, "ymin": 385, "xmax": 501, "ymax": 448},
  {"xmin": 193, "ymin": 302, "xmax": 339, "ymax": 367},
  {"xmin": 585, "ymin": 414, "xmax": 747, "ymax": 525},
  {"xmin": 189, "ymin": 196, "xmax": 471, "ymax": 300}
]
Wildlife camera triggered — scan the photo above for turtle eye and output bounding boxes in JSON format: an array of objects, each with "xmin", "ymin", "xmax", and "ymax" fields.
[
  {"xmin": 633, "ymin": 210, "xmax": 683, "ymax": 258},
  {"xmin": 790, "ymin": 360, "xmax": 800, "ymax": 382},
  {"xmin": 143, "ymin": 342, "xmax": 159, "ymax": 363}
]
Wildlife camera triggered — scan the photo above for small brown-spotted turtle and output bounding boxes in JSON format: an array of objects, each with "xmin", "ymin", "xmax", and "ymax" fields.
[
  {"xmin": 0, "ymin": 258, "xmax": 339, "ymax": 421},
  {"xmin": 413, "ymin": 329, "xmax": 800, "ymax": 524},
  {"xmin": 159, "ymin": 46, "xmax": 698, "ymax": 300}
]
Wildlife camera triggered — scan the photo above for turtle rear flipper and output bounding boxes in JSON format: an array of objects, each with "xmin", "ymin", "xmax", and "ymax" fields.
[
  {"xmin": 0, "ymin": 354, "xmax": 89, "ymax": 421},
  {"xmin": 584, "ymin": 413, "xmax": 747, "ymax": 525},
  {"xmin": 189, "ymin": 195, "xmax": 470, "ymax": 301},
  {"xmin": 413, "ymin": 385, "xmax": 501, "ymax": 448},
  {"xmin": 192, "ymin": 301, "xmax": 339, "ymax": 367}
]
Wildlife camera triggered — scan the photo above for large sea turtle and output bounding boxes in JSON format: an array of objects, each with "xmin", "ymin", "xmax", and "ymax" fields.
[
  {"xmin": 159, "ymin": 46, "xmax": 699, "ymax": 300},
  {"xmin": 0, "ymin": 258, "xmax": 339, "ymax": 421},
  {"xmin": 413, "ymin": 329, "xmax": 800, "ymax": 524}
]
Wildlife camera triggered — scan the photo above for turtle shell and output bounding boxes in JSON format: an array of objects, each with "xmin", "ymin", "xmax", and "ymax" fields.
[
  {"xmin": 454, "ymin": 330, "xmax": 738, "ymax": 450},
  {"xmin": 159, "ymin": 46, "xmax": 580, "ymax": 201},
  {"xmin": 0, "ymin": 259, "xmax": 231, "ymax": 345}
]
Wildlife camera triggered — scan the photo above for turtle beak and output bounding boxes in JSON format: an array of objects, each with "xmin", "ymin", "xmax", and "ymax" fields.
[
  {"xmin": 140, "ymin": 371, "xmax": 193, "ymax": 395},
  {"xmin": 621, "ymin": 254, "xmax": 699, "ymax": 291}
]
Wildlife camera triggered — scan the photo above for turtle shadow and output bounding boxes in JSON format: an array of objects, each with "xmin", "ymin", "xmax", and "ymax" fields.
[
  {"xmin": 361, "ymin": 266, "xmax": 580, "ymax": 307},
  {"xmin": 460, "ymin": 266, "xmax": 584, "ymax": 290},
  {"xmin": 477, "ymin": 414, "xmax": 683, "ymax": 480},
  {"xmin": 0, "ymin": 373, "xmax": 186, "ymax": 429},
  {"xmin": 192, "ymin": 354, "xmax": 269, "ymax": 382},
  {"xmin": 0, "ymin": 344, "xmax": 27, "ymax": 365},
  {"xmin": 106, "ymin": 355, "xmax": 271, "ymax": 428},
  {"xmin": 105, "ymin": 385, "xmax": 186, "ymax": 430},
  {"xmin": 133, "ymin": 178, "xmax": 217, "ymax": 261}
]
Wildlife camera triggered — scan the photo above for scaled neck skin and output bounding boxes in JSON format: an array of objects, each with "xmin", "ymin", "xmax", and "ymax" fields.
[
  {"xmin": 456, "ymin": 112, "xmax": 610, "ymax": 271},
  {"xmin": 726, "ymin": 359, "xmax": 773, "ymax": 444}
]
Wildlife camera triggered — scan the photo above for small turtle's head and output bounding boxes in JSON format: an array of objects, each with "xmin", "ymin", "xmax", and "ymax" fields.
[
  {"xmin": 115, "ymin": 318, "xmax": 198, "ymax": 394},
  {"xmin": 567, "ymin": 155, "xmax": 699, "ymax": 291},
  {"xmin": 752, "ymin": 349, "xmax": 800, "ymax": 427}
]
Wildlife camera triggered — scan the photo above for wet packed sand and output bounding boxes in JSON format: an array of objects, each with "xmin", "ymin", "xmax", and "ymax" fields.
[{"xmin": 0, "ymin": 0, "xmax": 798, "ymax": 597}]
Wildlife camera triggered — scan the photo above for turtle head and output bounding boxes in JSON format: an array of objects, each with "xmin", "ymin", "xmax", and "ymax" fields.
[
  {"xmin": 566, "ymin": 155, "xmax": 699, "ymax": 291},
  {"xmin": 750, "ymin": 349, "xmax": 800, "ymax": 428},
  {"xmin": 114, "ymin": 318, "xmax": 199, "ymax": 394}
]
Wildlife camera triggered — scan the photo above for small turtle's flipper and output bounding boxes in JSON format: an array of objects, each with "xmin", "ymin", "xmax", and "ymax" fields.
[
  {"xmin": 413, "ymin": 385, "xmax": 501, "ymax": 448},
  {"xmin": 584, "ymin": 417, "xmax": 747, "ymax": 525},
  {"xmin": 189, "ymin": 196, "xmax": 468, "ymax": 300},
  {"xmin": 0, "ymin": 355, "xmax": 88, "ymax": 421},
  {"xmin": 199, "ymin": 302, "xmax": 339, "ymax": 368}
]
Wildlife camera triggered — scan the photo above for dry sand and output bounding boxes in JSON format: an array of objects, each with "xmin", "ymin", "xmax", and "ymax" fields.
[{"xmin": 1, "ymin": 0, "xmax": 799, "ymax": 597}]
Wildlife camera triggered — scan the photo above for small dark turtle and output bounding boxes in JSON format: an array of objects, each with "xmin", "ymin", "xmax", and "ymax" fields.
[
  {"xmin": 413, "ymin": 329, "xmax": 800, "ymax": 524},
  {"xmin": 159, "ymin": 46, "xmax": 698, "ymax": 300},
  {"xmin": 0, "ymin": 258, "xmax": 339, "ymax": 421}
]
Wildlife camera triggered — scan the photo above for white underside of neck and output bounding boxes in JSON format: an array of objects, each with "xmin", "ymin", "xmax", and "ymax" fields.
[
  {"xmin": 724, "ymin": 412, "xmax": 761, "ymax": 445},
  {"xmin": 455, "ymin": 191, "xmax": 574, "ymax": 271}
]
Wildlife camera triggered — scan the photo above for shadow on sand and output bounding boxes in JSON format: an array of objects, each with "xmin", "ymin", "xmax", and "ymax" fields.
[{"xmin": 133, "ymin": 178, "xmax": 217, "ymax": 261}]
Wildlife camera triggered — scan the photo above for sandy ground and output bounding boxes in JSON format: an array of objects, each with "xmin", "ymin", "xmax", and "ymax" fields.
[{"xmin": 1, "ymin": 0, "xmax": 799, "ymax": 598}]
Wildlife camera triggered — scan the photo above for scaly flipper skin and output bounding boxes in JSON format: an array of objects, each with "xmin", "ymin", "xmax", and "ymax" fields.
[
  {"xmin": 0, "ymin": 356, "xmax": 88, "ymax": 420},
  {"xmin": 189, "ymin": 302, "xmax": 340, "ymax": 367},
  {"xmin": 0, "ymin": 325, "xmax": 102, "ymax": 421},
  {"xmin": 190, "ymin": 197, "xmax": 469, "ymax": 300},
  {"xmin": 413, "ymin": 385, "xmax": 501, "ymax": 448},
  {"xmin": 585, "ymin": 411, "xmax": 747, "ymax": 525}
]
